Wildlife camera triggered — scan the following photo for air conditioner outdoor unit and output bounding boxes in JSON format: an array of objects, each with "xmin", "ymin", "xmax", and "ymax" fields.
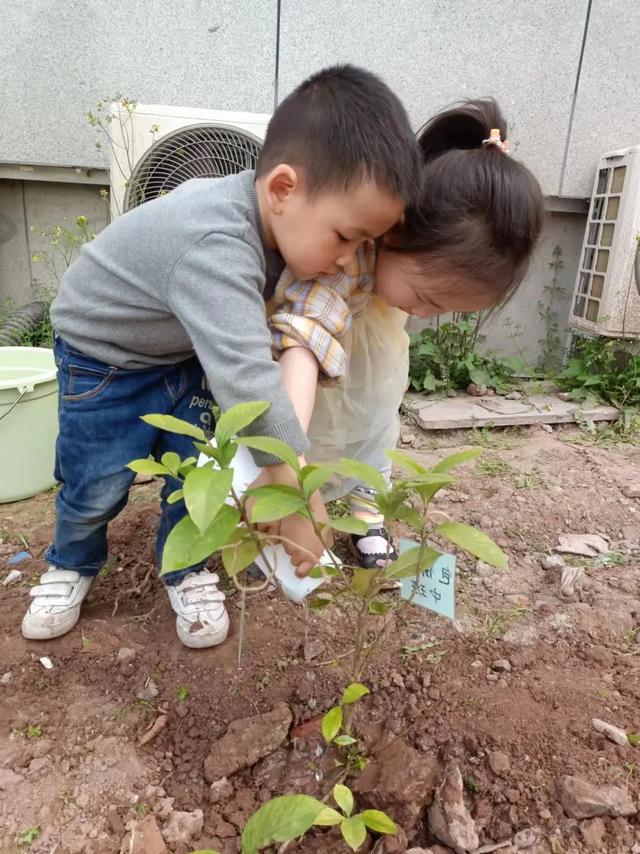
[
  {"xmin": 108, "ymin": 103, "xmax": 270, "ymax": 216},
  {"xmin": 568, "ymin": 145, "xmax": 640, "ymax": 338}
]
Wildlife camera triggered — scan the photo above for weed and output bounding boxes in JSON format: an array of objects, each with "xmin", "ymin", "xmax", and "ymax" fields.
[
  {"xmin": 18, "ymin": 827, "xmax": 40, "ymax": 846},
  {"xmin": 470, "ymin": 426, "xmax": 525, "ymax": 451},
  {"xmin": 136, "ymin": 802, "xmax": 151, "ymax": 817},
  {"xmin": 482, "ymin": 607, "xmax": 531, "ymax": 639},
  {"xmin": 559, "ymin": 336, "xmax": 640, "ymax": 410},
  {"xmin": 475, "ymin": 458, "xmax": 513, "ymax": 478},
  {"xmin": 176, "ymin": 685, "xmax": 189, "ymax": 701},
  {"xmin": 537, "ymin": 245, "xmax": 566, "ymax": 374},
  {"xmin": 24, "ymin": 724, "xmax": 42, "ymax": 739},
  {"xmin": 514, "ymin": 468, "xmax": 546, "ymax": 490},
  {"xmin": 81, "ymin": 635, "xmax": 91, "ymax": 649}
]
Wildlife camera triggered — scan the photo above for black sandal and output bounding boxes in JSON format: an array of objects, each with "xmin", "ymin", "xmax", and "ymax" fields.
[{"xmin": 349, "ymin": 526, "xmax": 398, "ymax": 569}]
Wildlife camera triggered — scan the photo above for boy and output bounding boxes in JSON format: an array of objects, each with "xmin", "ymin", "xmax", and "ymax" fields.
[{"xmin": 22, "ymin": 65, "xmax": 420, "ymax": 648}]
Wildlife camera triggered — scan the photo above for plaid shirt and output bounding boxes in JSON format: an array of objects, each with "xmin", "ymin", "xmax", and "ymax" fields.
[{"xmin": 269, "ymin": 241, "xmax": 377, "ymax": 379}]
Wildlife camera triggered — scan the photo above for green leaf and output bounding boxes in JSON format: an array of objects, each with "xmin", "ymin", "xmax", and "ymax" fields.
[
  {"xmin": 221, "ymin": 530, "xmax": 260, "ymax": 577},
  {"xmin": 166, "ymin": 489, "xmax": 183, "ymax": 505},
  {"xmin": 368, "ymin": 600, "xmax": 389, "ymax": 615},
  {"xmin": 469, "ymin": 368, "xmax": 490, "ymax": 386},
  {"xmin": 385, "ymin": 449, "xmax": 428, "ymax": 475},
  {"xmin": 432, "ymin": 447, "xmax": 484, "ymax": 473},
  {"xmin": 386, "ymin": 545, "xmax": 442, "ymax": 579},
  {"xmin": 333, "ymin": 784, "xmax": 354, "ymax": 817},
  {"xmin": 241, "ymin": 794, "xmax": 327, "ymax": 854},
  {"xmin": 360, "ymin": 809, "xmax": 398, "ymax": 835},
  {"xmin": 320, "ymin": 459, "xmax": 387, "ymax": 493},
  {"xmin": 215, "ymin": 401, "xmax": 271, "ymax": 447},
  {"xmin": 127, "ymin": 457, "xmax": 169, "ymax": 476},
  {"xmin": 394, "ymin": 504, "xmax": 423, "ymax": 530},
  {"xmin": 160, "ymin": 451, "xmax": 182, "ymax": 477},
  {"xmin": 333, "ymin": 734, "xmax": 357, "ymax": 746},
  {"xmin": 161, "ymin": 504, "xmax": 240, "ymax": 574},
  {"xmin": 183, "ymin": 466, "xmax": 233, "ymax": 533},
  {"xmin": 310, "ymin": 593, "xmax": 334, "ymax": 610},
  {"xmin": 251, "ymin": 491, "xmax": 307, "ymax": 524},
  {"xmin": 176, "ymin": 685, "xmax": 189, "ymax": 701},
  {"xmin": 321, "ymin": 705, "xmax": 343, "ymax": 742},
  {"xmin": 301, "ymin": 465, "xmax": 333, "ymax": 498},
  {"xmin": 437, "ymin": 521, "xmax": 507, "ymax": 569},
  {"xmin": 341, "ymin": 683, "xmax": 369, "ymax": 705},
  {"xmin": 178, "ymin": 456, "xmax": 197, "ymax": 475},
  {"xmin": 627, "ymin": 733, "xmax": 640, "ymax": 746},
  {"xmin": 422, "ymin": 372, "xmax": 438, "ymax": 392},
  {"xmin": 141, "ymin": 413, "xmax": 205, "ymax": 441},
  {"xmin": 309, "ymin": 564, "xmax": 339, "ymax": 578},
  {"xmin": 236, "ymin": 436, "xmax": 300, "ymax": 471},
  {"xmin": 329, "ymin": 516, "xmax": 369, "ymax": 536},
  {"xmin": 340, "ymin": 815, "xmax": 367, "ymax": 851},
  {"xmin": 313, "ymin": 806, "xmax": 343, "ymax": 826}
]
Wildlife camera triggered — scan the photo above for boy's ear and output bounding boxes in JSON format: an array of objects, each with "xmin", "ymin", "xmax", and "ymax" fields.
[{"xmin": 265, "ymin": 165, "xmax": 300, "ymax": 214}]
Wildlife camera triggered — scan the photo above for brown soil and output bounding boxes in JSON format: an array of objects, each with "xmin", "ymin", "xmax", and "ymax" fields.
[{"xmin": 0, "ymin": 423, "xmax": 639, "ymax": 854}]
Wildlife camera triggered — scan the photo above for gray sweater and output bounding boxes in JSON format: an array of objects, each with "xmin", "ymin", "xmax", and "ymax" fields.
[{"xmin": 51, "ymin": 170, "xmax": 308, "ymax": 464}]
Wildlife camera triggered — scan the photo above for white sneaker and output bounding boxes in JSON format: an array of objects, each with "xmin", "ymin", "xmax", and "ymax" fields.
[
  {"xmin": 165, "ymin": 570, "xmax": 229, "ymax": 649},
  {"xmin": 21, "ymin": 568, "xmax": 94, "ymax": 640}
]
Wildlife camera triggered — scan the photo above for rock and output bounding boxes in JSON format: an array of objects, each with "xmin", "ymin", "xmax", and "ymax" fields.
[
  {"xmin": 153, "ymin": 798, "xmax": 175, "ymax": 822},
  {"xmin": 541, "ymin": 555, "xmax": 565, "ymax": 572},
  {"xmin": 117, "ymin": 647, "xmax": 137, "ymax": 664},
  {"xmin": 391, "ymin": 671, "xmax": 405, "ymax": 689},
  {"xmin": 491, "ymin": 659, "xmax": 512, "ymax": 673},
  {"xmin": 513, "ymin": 828, "xmax": 538, "ymax": 848},
  {"xmin": 0, "ymin": 672, "xmax": 12, "ymax": 685},
  {"xmin": 540, "ymin": 423, "xmax": 553, "ymax": 433},
  {"xmin": 555, "ymin": 534, "xmax": 609, "ymax": 558},
  {"xmin": 488, "ymin": 751, "xmax": 510, "ymax": 776},
  {"xmin": 559, "ymin": 565, "xmax": 583, "ymax": 598},
  {"xmin": 623, "ymin": 485, "xmax": 640, "ymax": 499},
  {"xmin": 579, "ymin": 817, "xmax": 606, "ymax": 849},
  {"xmin": 427, "ymin": 763, "xmax": 478, "ymax": 852},
  {"xmin": 209, "ymin": 777, "xmax": 234, "ymax": 804},
  {"xmin": 401, "ymin": 433, "xmax": 416, "ymax": 445},
  {"xmin": 592, "ymin": 718, "xmax": 628, "ymax": 746},
  {"xmin": 161, "ymin": 809, "xmax": 204, "ymax": 846},
  {"xmin": 0, "ymin": 767, "xmax": 25, "ymax": 790},
  {"xmin": 204, "ymin": 703, "xmax": 292, "ymax": 781},
  {"xmin": 558, "ymin": 775, "xmax": 636, "ymax": 819},
  {"xmin": 303, "ymin": 639, "xmax": 324, "ymax": 661},
  {"xmin": 381, "ymin": 826, "xmax": 408, "ymax": 852},
  {"xmin": 428, "ymin": 687, "xmax": 441, "ymax": 701},
  {"xmin": 353, "ymin": 735, "xmax": 440, "ymax": 832},
  {"xmin": 467, "ymin": 383, "xmax": 488, "ymax": 397},
  {"xmin": 127, "ymin": 814, "xmax": 169, "ymax": 854},
  {"xmin": 136, "ymin": 679, "xmax": 159, "ymax": 701},
  {"xmin": 505, "ymin": 391, "xmax": 522, "ymax": 400}
]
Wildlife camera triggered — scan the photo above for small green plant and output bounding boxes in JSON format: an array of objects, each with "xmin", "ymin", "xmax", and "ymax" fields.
[
  {"xmin": 409, "ymin": 313, "xmax": 526, "ymax": 394},
  {"xmin": 475, "ymin": 457, "xmax": 513, "ymax": 478},
  {"xmin": 176, "ymin": 685, "xmax": 190, "ymax": 701},
  {"xmin": 18, "ymin": 827, "xmax": 40, "ymax": 846},
  {"xmin": 24, "ymin": 724, "xmax": 42, "ymax": 739},
  {"xmin": 321, "ymin": 683, "xmax": 370, "ymax": 772},
  {"xmin": 239, "ymin": 785, "xmax": 397, "ymax": 853},
  {"xmin": 559, "ymin": 336, "xmax": 640, "ymax": 409},
  {"xmin": 537, "ymin": 245, "xmax": 565, "ymax": 374},
  {"xmin": 136, "ymin": 802, "xmax": 151, "ymax": 816}
]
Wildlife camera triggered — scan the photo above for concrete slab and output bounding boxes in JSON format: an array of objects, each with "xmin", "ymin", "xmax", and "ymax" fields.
[{"xmin": 406, "ymin": 393, "xmax": 618, "ymax": 431}]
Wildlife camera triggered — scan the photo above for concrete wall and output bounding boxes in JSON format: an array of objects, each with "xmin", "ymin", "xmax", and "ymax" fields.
[{"xmin": 2, "ymin": 1, "xmax": 640, "ymax": 363}]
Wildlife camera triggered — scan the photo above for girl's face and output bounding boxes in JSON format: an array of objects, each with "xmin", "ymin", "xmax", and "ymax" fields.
[{"xmin": 374, "ymin": 247, "xmax": 501, "ymax": 319}]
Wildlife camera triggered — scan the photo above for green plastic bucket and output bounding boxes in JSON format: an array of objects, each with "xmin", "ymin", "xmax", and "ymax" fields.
[{"xmin": 0, "ymin": 347, "xmax": 59, "ymax": 503}]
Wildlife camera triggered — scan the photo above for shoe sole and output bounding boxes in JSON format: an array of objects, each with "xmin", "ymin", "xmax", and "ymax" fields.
[{"xmin": 21, "ymin": 607, "xmax": 81, "ymax": 641}]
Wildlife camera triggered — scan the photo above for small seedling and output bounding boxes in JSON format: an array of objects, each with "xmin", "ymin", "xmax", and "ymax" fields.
[
  {"xmin": 176, "ymin": 685, "xmax": 189, "ymax": 701},
  {"xmin": 24, "ymin": 724, "xmax": 42, "ymax": 739},
  {"xmin": 475, "ymin": 457, "xmax": 513, "ymax": 478},
  {"xmin": 18, "ymin": 827, "xmax": 40, "ymax": 846},
  {"xmin": 81, "ymin": 634, "xmax": 91, "ymax": 649},
  {"xmin": 136, "ymin": 802, "xmax": 151, "ymax": 816}
]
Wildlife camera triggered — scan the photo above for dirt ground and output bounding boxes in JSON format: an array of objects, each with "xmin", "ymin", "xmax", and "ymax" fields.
[{"xmin": 0, "ymin": 421, "xmax": 639, "ymax": 854}]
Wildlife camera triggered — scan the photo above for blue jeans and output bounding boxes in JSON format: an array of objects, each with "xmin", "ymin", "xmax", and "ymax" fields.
[{"xmin": 45, "ymin": 337, "xmax": 215, "ymax": 585}]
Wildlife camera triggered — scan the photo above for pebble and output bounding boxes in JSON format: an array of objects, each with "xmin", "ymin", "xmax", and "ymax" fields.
[
  {"xmin": 488, "ymin": 751, "xmax": 511, "ymax": 776},
  {"xmin": 513, "ymin": 827, "xmax": 538, "ymax": 848},
  {"xmin": 592, "ymin": 718, "xmax": 629, "ymax": 746},
  {"xmin": 0, "ymin": 672, "xmax": 12, "ymax": 685},
  {"xmin": 2, "ymin": 569, "xmax": 23, "ymax": 586},
  {"xmin": 401, "ymin": 433, "xmax": 416, "ymax": 445},
  {"xmin": 209, "ymin": 777, "xmax": 234, "ymax": 804},
  {"xmin": 505, "ymin": 391, "xmax": 523, "ymax": 400},
  {"xmin": 623, "ymin": 485, "xmax": 640, "ymax": 499},
  {"xmin": 492, "ymin": 659, "xmax": 512, "ymax": 673},
  {"xmin": 541, "ymin": 554, "xmax": 565, "ymax": 571},
  {"xmin": 117, "ymin": 647, "xmax": 137, "ymax": 664},
  {"xmin": 427, "ymin": 687, "xmax": 440, "ymax": 701},
  {"xmin": 390, "ymin": 671, "xmax": 405, "ymax": 688},
  {"xmin": 136, "ymin": 679, "xmax": 159, "ymax": 701}
]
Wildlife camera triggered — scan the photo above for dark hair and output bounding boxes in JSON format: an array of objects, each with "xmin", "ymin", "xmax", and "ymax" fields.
[
  {"xmin": 256, "ymin": 65, "xmax": 420, "ymax": 202},
  {"xmin": 393, "ymin": 98, "xmax": 545, "ymax": 297}
]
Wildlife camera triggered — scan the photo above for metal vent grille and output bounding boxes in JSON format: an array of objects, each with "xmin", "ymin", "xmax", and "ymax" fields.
[{"xmin": 124, "ymin": 124, "xmax": 262, "ymax": 211}]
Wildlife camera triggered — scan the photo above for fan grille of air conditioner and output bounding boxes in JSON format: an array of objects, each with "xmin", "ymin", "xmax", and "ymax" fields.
[{"xmin": 125, "ymin": 124, "xmax": 262, "ymax": 211}]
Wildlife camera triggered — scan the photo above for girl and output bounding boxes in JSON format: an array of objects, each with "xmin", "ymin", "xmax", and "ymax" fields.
[{"xmin": 271, "ymin": 98, "xmax": 545, "ymax": 572}]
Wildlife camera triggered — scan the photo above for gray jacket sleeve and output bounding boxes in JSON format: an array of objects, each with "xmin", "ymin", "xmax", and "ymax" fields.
[{"xmin": 167, "ymin": 229, "xmax": 310, "ymax": 466}]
